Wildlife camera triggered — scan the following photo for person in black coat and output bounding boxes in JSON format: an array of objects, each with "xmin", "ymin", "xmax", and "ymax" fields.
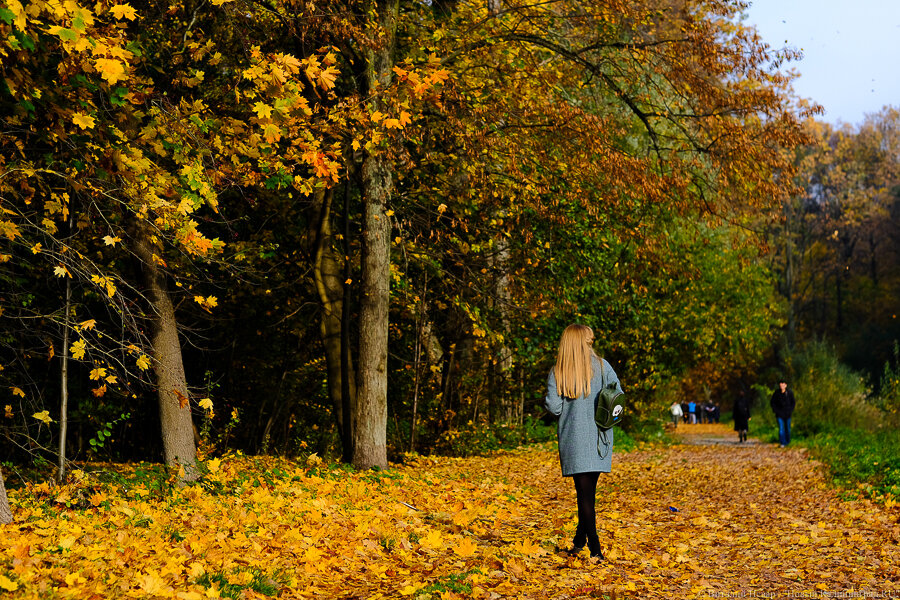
[
  {"xmin": 733, "ymin": 390, "xmax": 751, "ymax": 443},
  {"xmin": 770, "ymin": 379, "xmax": 796, "ymax": 447}
]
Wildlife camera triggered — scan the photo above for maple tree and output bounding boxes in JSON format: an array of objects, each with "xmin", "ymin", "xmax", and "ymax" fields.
[{"xmin": 0, "ymin": 0, "xmax": 354, "ymax": 480}]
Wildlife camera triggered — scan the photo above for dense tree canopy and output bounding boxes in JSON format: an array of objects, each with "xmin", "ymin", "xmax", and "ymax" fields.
[{"xmin": 1, "ymin": 0, "xmax": 826, "ymax": 490}]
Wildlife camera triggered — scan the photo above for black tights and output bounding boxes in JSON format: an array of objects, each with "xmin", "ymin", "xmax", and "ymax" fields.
[{"xmin": 572, "ymin": 472, "xmax": 602, "ymax": 554}]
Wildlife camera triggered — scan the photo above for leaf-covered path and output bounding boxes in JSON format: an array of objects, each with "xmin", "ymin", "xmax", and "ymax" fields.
[{"xmin": 1, "ymin": 424, "xmax": 899, "ymax": 598}]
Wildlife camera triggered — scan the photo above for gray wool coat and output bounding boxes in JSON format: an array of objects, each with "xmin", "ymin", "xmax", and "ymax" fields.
[{"xmin": 544, "ymin": 355, "xmax": 623, "ymax": 476}]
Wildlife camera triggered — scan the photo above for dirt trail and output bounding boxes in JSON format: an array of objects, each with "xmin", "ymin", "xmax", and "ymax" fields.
[
  {"xmin": 387, "ymin": 423, "xmax": 900, "ymax": 599},
  {"xmin": 573, "ymin": 422, "xmax": 900, "ymax": 598}
]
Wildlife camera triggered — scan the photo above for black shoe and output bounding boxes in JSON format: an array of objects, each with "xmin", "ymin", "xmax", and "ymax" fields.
[
  {"xmin": 563, "ymin": 545, "xmax": 584, "ymax": 556},
  {"xmin": 587, "ymin": 540, "xmax": 603, "ymax": 560}
]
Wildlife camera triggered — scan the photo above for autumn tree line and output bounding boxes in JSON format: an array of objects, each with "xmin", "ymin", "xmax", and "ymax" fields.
[{"xmin": 2, "ymin": 0, "xmax": 896, "ymax": 512}]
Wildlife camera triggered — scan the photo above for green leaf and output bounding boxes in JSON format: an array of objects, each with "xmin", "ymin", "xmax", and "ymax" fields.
[{"xmin": 57, "ymin": 28, "xmax": 79, "ymax": 42}]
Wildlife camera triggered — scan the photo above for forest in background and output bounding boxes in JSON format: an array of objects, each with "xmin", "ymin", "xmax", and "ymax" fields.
[{"xmin": 1, "ymin": 0, "xmax": 898, "ymax": 504}]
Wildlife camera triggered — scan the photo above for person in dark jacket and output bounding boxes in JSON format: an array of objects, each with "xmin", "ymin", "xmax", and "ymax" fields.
[
  {"xmin": 733, "ymin": 390, "xmax": 751, "ymax": 443},
  {"xmin": 770, "ymin": 379, "xmax": 796, "ymax": 447}
]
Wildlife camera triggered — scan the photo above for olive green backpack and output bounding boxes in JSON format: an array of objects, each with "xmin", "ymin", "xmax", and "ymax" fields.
[{"xmin": 594, "ymin": 361, "xmax": 625, "ymax": 457}]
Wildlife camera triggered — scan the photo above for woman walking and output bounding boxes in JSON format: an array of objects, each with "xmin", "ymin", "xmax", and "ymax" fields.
[{"xmin": 544, "ymin": 324, "xmax": 623, "ymax": 560}]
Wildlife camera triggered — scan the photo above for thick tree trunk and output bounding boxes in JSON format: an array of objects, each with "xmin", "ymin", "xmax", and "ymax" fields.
[
  {"xmin": 0, "ymin": 468, "xmax": 12, "ymax": 524},
  {"xmin": 355, "ymin": 153, "xmax": 392, "ymax": 470},
  {"xmin": 312, "ymin": 187, "xmax": 358, "ymax": 457},
  {"xmin": 132, "ymin": 222, "xmax": 199, "ymax": 481},
  {"xmin": 354, "ymin": 0, "xmax": 398, "ymax": 470}
]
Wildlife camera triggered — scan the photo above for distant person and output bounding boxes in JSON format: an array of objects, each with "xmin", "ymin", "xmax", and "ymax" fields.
[
  {"xmin": 687, "ymin": 400, "xmax": 697, "ymax": 424},
  {"xmin": 770, "ymin": 379, "xmax": 796, "ymax": 447},
  {"xmin": 733, "ymin": 390, "xmax": 751, "ymax": 443},
  {"xmin": 670, "ymin": 401, "xmax": 683, "ymax": 427},
  {"xmin": 544, "ymin": 324, "xmax": 623, "ymax": 560},
  {"xmin": 703, "ymin": 401, "xmax": 715, "ymax": 424}
]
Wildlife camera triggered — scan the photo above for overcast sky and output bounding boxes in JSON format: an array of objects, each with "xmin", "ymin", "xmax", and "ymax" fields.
[{"xmin": 743, "ymin": 0, "xmax": 900, "ymax": 125}]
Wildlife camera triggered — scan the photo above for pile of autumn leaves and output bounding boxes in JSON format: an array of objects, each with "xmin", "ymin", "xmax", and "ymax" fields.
[{"xmin": 2, "ymin": 426, "xmax": 899, "ymax": 599}]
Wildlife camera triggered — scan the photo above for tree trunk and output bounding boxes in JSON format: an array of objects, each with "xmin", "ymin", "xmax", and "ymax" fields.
[
  {"xmin": 341, "ymin": 182, "xmax": 354, "ymax": 462},
  {"xmin": 58, "ymin": 273, "xmax": 71, "ymax": 483},
  {"xmin": 355, "ymin": 152, "xmax": 392, "ymax": 470},
  {"xmin": 0, "ymin": 467, "xmax": 12, "ymax": 524},
  {"xmin": 354, "ymin": 0, "xmax": 398, "ymax": 470},
  {"xmin": 132, "ymin": 221, "xmax": 199, "ymax": 481},
  {"xmin": 783, "ymin": 202, "xmax": 796, "ymax": 346},
  {"xmin": 488, "ymin": 236, "xmax": 517, "ymax": 423},
  {"xmin": 312, "ymin": 187, "xmax": 358, "ymax": 457}
]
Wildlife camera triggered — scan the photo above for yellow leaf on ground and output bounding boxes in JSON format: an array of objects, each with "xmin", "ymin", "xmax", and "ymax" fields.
[
  {"xmin": 399, "ymin": 582, "xmax": 424, "ymax": 596},
  {"xmin": 0, "ymin": 575, "xmax": 18, "ymax": 591},
  {"xmin": 454, "ymin": 537, "xmax": 477, "ymax": 557},
  {"xmin": 421, "ymin": 530, "xmax": 442, "ymax": 549}
]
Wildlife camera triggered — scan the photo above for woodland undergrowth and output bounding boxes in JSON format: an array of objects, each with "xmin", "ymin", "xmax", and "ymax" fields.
[{"xmin": 1, "ymin": 424, "xmax": 899, "ymax": 599}]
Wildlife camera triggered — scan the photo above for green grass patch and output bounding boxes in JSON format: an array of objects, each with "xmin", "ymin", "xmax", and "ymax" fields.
[
  {"xmin": 802, "ymin": 427, "xmax": 900, "ymax": 503},
  {"xmin": 195, "ymin": 568, "xmax": 286, "ymax": 598},
  {"xmin": 421, "ymin": 570, "xmax": 480, "ymax": 596}
]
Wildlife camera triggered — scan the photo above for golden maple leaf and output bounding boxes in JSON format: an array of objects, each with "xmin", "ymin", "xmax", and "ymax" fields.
[
  {"xmin": 70, "ymin": 339, "xmax": 87, "ymax": 360},
  {"xmin": 109, "ymin": 3, "xmax": 137, "ymax": 20},
  {"xmin": 32, "ymin": 410, "xmax": 52, "ymax": 424},
  {"xmin": 72, "ymin": 112, "xmax": 96, "ymax": 129},
  {"xmin": 253, "ymin": 102, "xmax": 274, "ymax": 119},
  {"xmin": 454, "ymin": 537, "xmax": 477, "ymax": 557},
  {"xmin": 0, "ymin": 575, "xmax": 18, "ymax": 592},
  {"xmin": 94, "ymin": 58, "xmax": 127, "ymax": 84},
  {"xmin": 136, "ymin": 354, "xmax": 151, "ymax": 370}
]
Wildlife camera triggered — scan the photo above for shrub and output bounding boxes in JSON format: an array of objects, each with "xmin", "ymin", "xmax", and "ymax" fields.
[
  {"xmin": 804, "ymin": 427, "xmax": 900, "ymax": 503},
  {"xmin": 784, "ymin": 341, "xmax": 881, "ymax": 437},
  {"xmin": 435, "ymin": 416, "xmax": 556, "ymax": 457}
]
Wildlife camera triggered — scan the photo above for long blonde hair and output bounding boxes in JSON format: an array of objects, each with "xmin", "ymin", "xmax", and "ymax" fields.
[{"xmin": 554, "ymin": 324, "xmax": 597, "ymax": 399}]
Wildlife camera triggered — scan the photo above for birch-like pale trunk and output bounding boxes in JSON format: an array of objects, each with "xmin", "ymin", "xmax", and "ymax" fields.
[{"xmin": 0, "ymin": 468, "xmax": 12, "ymax": 524}]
